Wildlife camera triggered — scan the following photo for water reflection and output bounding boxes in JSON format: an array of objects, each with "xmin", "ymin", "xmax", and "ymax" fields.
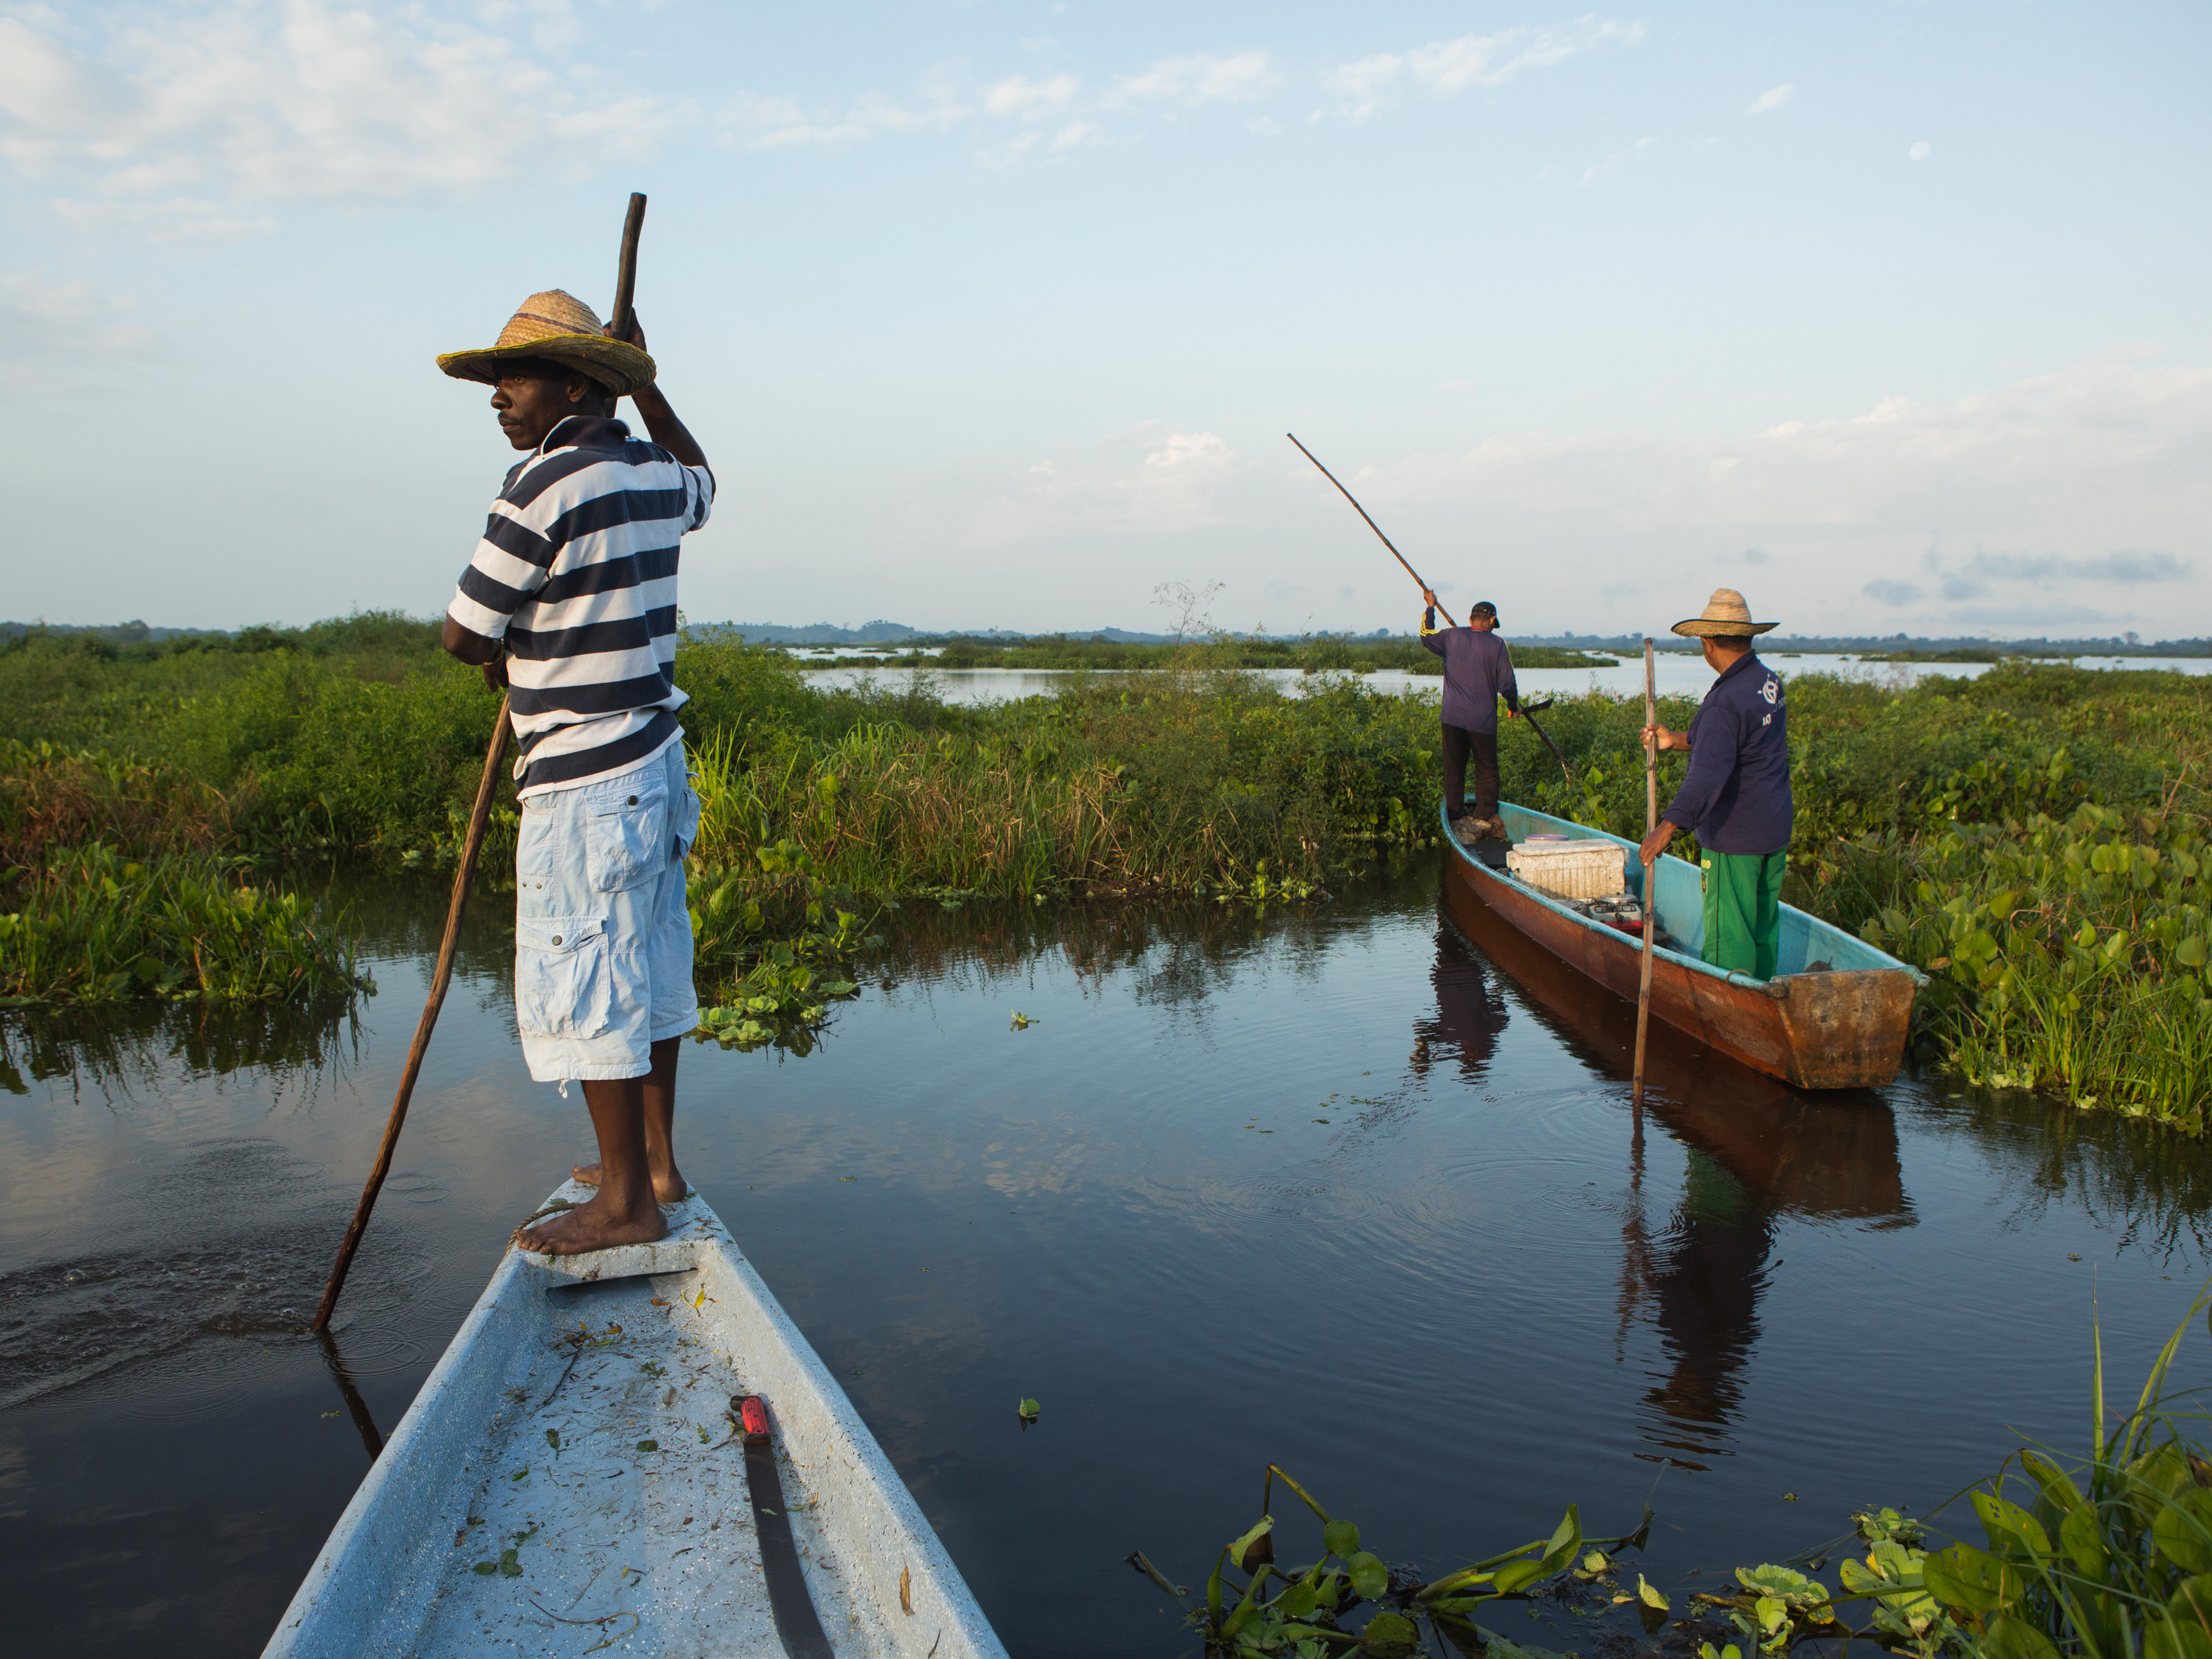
[
  {"xmin": 1437, "ymin": 891, "xmax": 1912, "ymax": 1468},
  {"xmin": 0, "ymin": 995, "xmax": 361, "ymax": 1102},
  {"xmin": 316, "ymin": 1330, "xmax": 385, "ymax": 1463},
  {"xmin": 13, "ymin": 853, "xmax": 2212, "ymax": 1659},
  {"xmin": 1411, "ymin": 945, "xmax": 1510, "ymax": 1081}
]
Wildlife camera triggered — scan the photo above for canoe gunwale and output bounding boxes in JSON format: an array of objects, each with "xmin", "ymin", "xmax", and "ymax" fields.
[
  {"xmin": 263, "ymin": 1185, "xmax": 1007, "ymax": 1659},
  {"xmin": 1457, "ymin": 804, "xmax": 1926, "ymax": 992}
]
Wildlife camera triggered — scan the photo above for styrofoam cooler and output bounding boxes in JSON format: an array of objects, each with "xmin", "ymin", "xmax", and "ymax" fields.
[{"xmin": 1505, "ymin": 839, "xmax": 1627, "ymax": 900}]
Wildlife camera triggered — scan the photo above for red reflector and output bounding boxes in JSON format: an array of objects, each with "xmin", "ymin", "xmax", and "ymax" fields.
[{"xmin": 739, "ymin": 1396, "xmax": 770, "ymax": 1438}]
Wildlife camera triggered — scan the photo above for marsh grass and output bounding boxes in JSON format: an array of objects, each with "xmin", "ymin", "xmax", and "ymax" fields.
[
  {"xmin": 0, "ymin": 844, "xmax": 367, "ymax": 1006},
  {"xmin": 0, "ymin": 741, "xmax": 248, "ymax": 867},
  {"xmin": 11, "ymin": 622, "xmax": 2212, "ymax": 1112}
]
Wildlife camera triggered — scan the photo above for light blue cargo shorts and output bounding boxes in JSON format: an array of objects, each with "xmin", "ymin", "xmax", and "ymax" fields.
[{"xmin": 512, "ymin": 740, "xmax": 701, "ymax": 1084}]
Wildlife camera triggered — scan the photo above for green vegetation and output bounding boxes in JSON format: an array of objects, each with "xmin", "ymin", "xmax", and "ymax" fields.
[
  {"xmin": 1144, "ymin": 1292, "xmax": 2212, "ymax": 1659},
  {"xmin": 1134, "ymin": 1464, "xmax": 1650, "ymax": 1658},
  {"xmin": 0, "ymin": 843, "xmax": 366, "ymax": 1006},
  {"xmin": 791, "ymin": 634, "xmax": 1617, "ymax": 672},
  {"xmin": 7, "ymin": 619, "xmax": 2212, "ymax": 1112}
]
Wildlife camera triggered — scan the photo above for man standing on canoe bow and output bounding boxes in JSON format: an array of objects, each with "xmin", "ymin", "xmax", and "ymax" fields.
[
  {"xmin": 437, "ymin": 289, "xmax": 713, "ymax": 1256},
  {"xmin": 1636, "ymin": 588, "xmax": 1793, "ymax": 981},
  {"xmin": 1420, "ymin": 591, "xmax": 1522, "ymax": 843}
]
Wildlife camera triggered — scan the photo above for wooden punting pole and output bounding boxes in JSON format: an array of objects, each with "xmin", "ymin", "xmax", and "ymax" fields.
[{"xmin": 1633, "ymin": 638, "xmax": 1657, "ymax": 1106}]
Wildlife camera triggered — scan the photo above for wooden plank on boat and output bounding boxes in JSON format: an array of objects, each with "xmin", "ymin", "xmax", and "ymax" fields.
[
  {"xmin": 1442, "ymin": 804, "xmax": 1922, "ymax": 1090},
  {"xmin": 264, "ymin": 1183, "xmax": 1007, "ymax": 1659}
]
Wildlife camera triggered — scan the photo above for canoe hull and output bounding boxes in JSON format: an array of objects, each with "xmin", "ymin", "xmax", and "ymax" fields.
[
  {"xmin": 1443, "ymin": 839, "xmax": 1916, "ymax": 1090},
  {"xmin": 265, "ymin": 1186, "xmax": 1005, "ymax": 1659}
]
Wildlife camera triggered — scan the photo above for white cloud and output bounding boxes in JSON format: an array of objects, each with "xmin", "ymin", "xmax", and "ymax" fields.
[
  {"xmin": 1107, "ymin": 51, "xmax": 1279, "ymax": 109},
  {"xmin": 1746, "ymin": 84, "xmax": 1793, "ymax": 116},
  {"xmin": 1910, "ymin": 140, "xmax": 1932, "ymax": 161},
  {"xmin": 1329, "ymin": 352, "xmax": 2212, "ymax": 634},
  {"xmin": 985, "ymin": 74, "xmax": 1078, "ymax": 121},
  {"xmin": 1579, "ymin": 135, "xmax": 1657, "ymax": 186},
  {"xmin": 1327, "ymin": 19, "xmax": 1644, "ymax": 121},
  {"xmin": 0, "ymin": 1, "xmax": 675, "ymax": 226},
  {"xmin": 967, "ymin": 422, "xmax": 1244, "ymax": 544},
  {"xmin": 0, "ymin": 269, "xmax": 165, "ymax": 392},
  {"xmin": 724, "ymin": 88, "xmax": 967, "ymax": 149}
]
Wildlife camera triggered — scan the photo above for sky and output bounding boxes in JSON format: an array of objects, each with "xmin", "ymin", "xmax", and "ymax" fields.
[{"xmin": 2, "ymin": 1, "xmax": 2207, "ymax": 640}]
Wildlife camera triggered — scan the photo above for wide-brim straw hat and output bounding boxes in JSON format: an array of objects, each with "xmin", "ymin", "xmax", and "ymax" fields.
[
  {"xmin": 1671, "ymin": 587, "xmax": 1778, "ymax": 638},
  {"xmin": 436, "ymin": 289, "xmax": 656, "ymax": 395}
]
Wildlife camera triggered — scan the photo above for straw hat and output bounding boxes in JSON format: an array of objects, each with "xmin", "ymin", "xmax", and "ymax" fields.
[
  {"xmin": 436, "ymin": 289, "xmax": 656, "ymax": 395},
  {"xmin": 1671, "ymin": 587, "xmax": 1778, "ymax": 639}
]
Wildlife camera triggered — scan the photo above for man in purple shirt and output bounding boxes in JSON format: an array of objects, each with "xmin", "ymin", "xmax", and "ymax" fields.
[
  {"xmin": 1420, "ymin": 591, "xmax": 1522, "ymax": 839},
  {"xmin": 1636, "ymin": 588, "xmax": 1793, "ymax": 979}
]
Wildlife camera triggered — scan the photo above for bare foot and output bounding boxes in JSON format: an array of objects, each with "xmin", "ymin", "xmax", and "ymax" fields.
[
  {"xmin": 571, "ymin": 1161, "xmax": 690, "ymax": 1203},
  {"xmin": 516, "ymin": 1193, "xmax": 670, "ymax": 1256}
]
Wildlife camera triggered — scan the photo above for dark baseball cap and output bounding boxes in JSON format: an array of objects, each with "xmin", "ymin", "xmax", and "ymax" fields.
[{"xmin": 1470, "ymin": 601, "xmax": 1499, "ymax": 620}]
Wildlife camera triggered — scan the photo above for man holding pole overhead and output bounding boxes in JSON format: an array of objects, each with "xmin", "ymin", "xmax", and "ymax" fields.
[
  {"xmin": 1636, "ymin": 589, "xmax": 1793, "ymax": 981},
  {"xmin": 437, "ymin": 288, "xmax": 714, "ymax": 1255},
  {"xmin": 1420, "ymin": 589, "xmax": 1522, "ymax": 841}
]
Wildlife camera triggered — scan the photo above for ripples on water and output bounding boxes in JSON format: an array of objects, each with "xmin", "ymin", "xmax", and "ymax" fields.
[{"xmin": 3, "ymin": 859, "xmax": 2210, "ymax": 1656}]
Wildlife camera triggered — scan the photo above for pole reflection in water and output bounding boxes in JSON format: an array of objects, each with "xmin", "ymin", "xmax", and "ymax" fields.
[
  {"xmin": 315, "ymin": 1329, "xmax": 385, "ymax": 1464},
  {"xmin": 1435, "ymin": 880, "xmax": 1912, "ymax": 1468}
]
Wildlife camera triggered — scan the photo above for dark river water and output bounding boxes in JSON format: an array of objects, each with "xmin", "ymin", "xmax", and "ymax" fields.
[{"xmin": 5, "ymin": 854, "xmax": 2210, "ymax": 1656}]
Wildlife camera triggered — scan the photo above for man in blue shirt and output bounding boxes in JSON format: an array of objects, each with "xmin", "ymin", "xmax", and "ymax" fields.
[
  {"xmin": 1420, "ymin": 591, "xmax": 1522, "ymax": 840},
  {"xmin": 1636, "ymin": 588, "xmax": 1793, "ymax": 980}
]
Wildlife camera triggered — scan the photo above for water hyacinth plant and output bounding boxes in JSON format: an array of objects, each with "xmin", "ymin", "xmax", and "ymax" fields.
[
  {"xmin": 686, "ymin": 826, "xmax": 874, "ymax": 1055},
  {"xmin": 1147, "ymin": 1293, "xmax": 2212, "ymax": 1659},
  {"xmin": 1135, "ymin": 1463, "xmax": 1652, "ymax": 1657},
  {"xmin": 1887, "ymin": 1286, "xmax": 2212, "ymax": 1659},
  {"xmin": 0, "ymin": 843, "xmax": 367, "ymax": 1005}
]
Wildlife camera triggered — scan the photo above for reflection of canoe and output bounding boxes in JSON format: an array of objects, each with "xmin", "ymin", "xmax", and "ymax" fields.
[
  {"xmin": 1439, "ymin": 894, "xmax": 1909, "ymax": 1221},
  {"xmin": 1442, "ymin": 803, "xmax": 1925, "ymax": 1090},
  {"xmin": 264, "ymin": 1183, "xmax": 1004, "ymax": 1658}
]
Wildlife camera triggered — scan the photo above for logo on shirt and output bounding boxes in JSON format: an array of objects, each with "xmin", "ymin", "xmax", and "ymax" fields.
[{"xmin": 1761, "ymin": 676, "xmax": 1779, "ymax": 704}]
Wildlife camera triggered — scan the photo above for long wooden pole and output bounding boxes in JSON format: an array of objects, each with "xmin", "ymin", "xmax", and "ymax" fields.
[
  {"xmin": 1632, "ymin": 639, "xmax": 1657, "ymax": 1107},
  {"xmin": 312, "ymin": 698, "xmax": 510, "ymax": 1331},
  {"xmin": 610, "ymin": 192, "xmax": 647, "ymax": 338},
  {"xmin": 1285, "ymin": 433, "xmax": 1456, "ymax": 625}
]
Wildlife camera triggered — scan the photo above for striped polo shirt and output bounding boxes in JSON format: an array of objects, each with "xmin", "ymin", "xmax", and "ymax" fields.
[{"xmin": 447, "ymin": 415, "xmax": 713, "ymax": 796}]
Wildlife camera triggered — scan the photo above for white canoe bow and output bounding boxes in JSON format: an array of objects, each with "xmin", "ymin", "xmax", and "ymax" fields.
[{"xmin": 265, "ymin": 1182, "xmax": 1007, "ymax": 1658}]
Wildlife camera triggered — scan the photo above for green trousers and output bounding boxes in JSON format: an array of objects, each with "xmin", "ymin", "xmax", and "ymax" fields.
[{"xmin": 1700, "ymin": 849, "xmax": 1786, "ymax": 980}]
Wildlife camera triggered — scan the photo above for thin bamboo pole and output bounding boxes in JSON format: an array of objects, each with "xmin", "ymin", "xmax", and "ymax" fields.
[
  {"xmin": 1632, "ymin": 639, "xmax": 1657, "ymax": 1107},
  {"xmin": 311, "ymin": 696, "xmax": 510, "ymax": 1331},
  {"xmin": 1285, "ymin": 433, "xmax": 1456, "ymax": 625}
]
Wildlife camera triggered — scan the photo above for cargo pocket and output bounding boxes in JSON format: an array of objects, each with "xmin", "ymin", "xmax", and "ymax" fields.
[
  {"xmin": 515, "ymin": 799, "xmax": 558, "ymax": 879},
  {"xmin": 586, "ymin": 782, "xmax": 669, "ymax": 893},
  {"xmin": 674, "ymin": 781, "xmax": 702, "ymax": 860},
  {"xmin": 514, "ymin": 916, "xmax": 612, "ymax": 1039}
]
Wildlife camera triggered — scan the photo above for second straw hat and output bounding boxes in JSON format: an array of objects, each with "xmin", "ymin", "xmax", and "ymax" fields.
[{"xmin": 1670, "ymin": 587, "xmax": 1778, "ymax": 639}]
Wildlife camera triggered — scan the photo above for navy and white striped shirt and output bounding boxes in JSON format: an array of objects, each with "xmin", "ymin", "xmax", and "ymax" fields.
[{"xmin": 447, "ymin": 416, "xmax": 713, "ymax": 795}]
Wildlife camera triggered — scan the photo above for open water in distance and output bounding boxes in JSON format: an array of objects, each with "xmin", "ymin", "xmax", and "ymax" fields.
[
  {"xmin": 798, "ymin": 653, "xmax": 2212, "ymax": 706},
  {"xmin": 5, "ymin": 857, "xmax": 2211, "ymax": 1656}
]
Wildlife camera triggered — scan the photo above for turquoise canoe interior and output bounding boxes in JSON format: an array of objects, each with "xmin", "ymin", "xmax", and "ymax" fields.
[{"xmin": 1451, "ymin": 802, "xmax": 1922, "ymax": 987}]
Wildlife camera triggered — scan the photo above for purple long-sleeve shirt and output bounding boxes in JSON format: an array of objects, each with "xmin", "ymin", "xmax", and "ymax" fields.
[
  {"xmin": 1420, "ymin": 611, "xmax": 1521, "ymax": 733},
  {"xmin": 1661, "ymin": 651, "xmax": 1793, "ymax": 855}
]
